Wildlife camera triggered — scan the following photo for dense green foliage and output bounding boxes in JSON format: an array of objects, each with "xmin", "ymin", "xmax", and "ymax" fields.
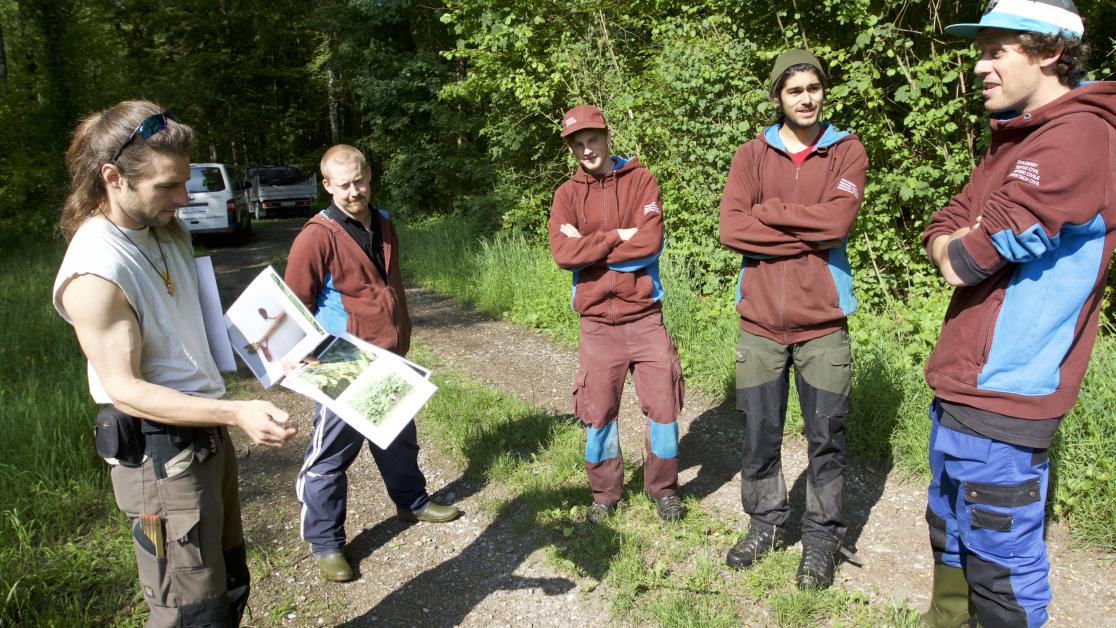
[
  {"xmin": 1, "ymin": 0, "xmax": 1114, "ymax": 619},
  {"xmin": 402, "ymin": 216, "xmax": 1116, "ymax": 549},
  {"xmin": 4, "ymin": 1, "xmax": 1113, "ymax": 302},
  {"xmin": 0, "ymin": 242, "xmax": 141, "ymax": 624}
]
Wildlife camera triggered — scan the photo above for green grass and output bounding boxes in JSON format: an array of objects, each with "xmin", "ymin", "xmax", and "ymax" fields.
[
  {"xmin": 0, "ymin": 239, "xmax": 141, "ymax": 624},
  {"xmin": 1050, "ymin": 329, "xmax": 1116, "ymax": 547},
  {"xmin": 410, "ymin": 342, "xmax": 921, "ymax": 626},
  {"xmin": 401, "ymin": 215, "xmax": 1116, "ymax": 549}
]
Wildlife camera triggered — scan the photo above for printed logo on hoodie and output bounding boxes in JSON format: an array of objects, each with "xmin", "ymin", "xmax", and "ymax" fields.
[
  {"xmin": 643, "ymin": 201, "xmax": 661, "ymax": 214},
  {"xmin": 1009, "ymin": 160, "xmax": 1041, "ymax": 186},
  {"xmin": 837, "ymin": 178, "xmax": 860, "ymax": 199}
]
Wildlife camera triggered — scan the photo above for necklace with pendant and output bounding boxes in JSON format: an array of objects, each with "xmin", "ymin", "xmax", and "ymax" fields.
[{"xmin": 104, "ymin": 216, "xmax": 177, "ymax": 296}]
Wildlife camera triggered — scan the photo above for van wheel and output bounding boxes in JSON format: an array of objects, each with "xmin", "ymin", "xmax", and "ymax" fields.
[{"xmin": 233, "ymin": 213, "xmax": 252, "ymax": 245}]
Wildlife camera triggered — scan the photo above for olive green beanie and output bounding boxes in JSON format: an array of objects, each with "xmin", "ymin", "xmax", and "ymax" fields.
[{"xmin": 769, "ymin": 49, "xmax": 827, "ymax": 94}]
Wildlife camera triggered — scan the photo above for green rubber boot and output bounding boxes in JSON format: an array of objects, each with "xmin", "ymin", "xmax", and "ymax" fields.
[
  {"xmin": 921, "ymin": 563, "xmax": 974, "ymax": 627},
  {"xmin": 317, "ymin": 551, "xmax": 354, "ymax": 583}
]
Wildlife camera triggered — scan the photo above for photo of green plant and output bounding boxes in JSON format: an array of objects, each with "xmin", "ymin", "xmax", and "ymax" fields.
[
  {"xmin": 339, "ymin": 373, "xmax": 414, "ymax": 428},
  {"xmin": 290, "ymin": 338, "xmax": 376, "ymax": 399}
]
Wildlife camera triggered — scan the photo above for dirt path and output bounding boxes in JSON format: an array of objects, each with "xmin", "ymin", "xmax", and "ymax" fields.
[{"xmin": 208, "ymin": 220, "xmax": 1114, "ymax": 626}]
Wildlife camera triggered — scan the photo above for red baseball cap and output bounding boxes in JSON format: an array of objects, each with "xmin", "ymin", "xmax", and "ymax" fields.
[{"xmin": 560, "ymin": 105, "xmax": 608, "ymax": 137}]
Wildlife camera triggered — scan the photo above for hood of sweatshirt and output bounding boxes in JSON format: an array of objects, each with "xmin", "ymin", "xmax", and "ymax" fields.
[
  {"xmin": 570, "ymin": 155, "xmax": 642, "ymax": 185},
  {"xmin": 762, "ymin": 121, "xmax": 851, "ymax": 153},
  {"xmin": 991, "ymin": 80, "xmax": 1116, "ymax": 135}
]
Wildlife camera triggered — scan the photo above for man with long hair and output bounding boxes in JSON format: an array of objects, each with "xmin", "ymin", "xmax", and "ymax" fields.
[
  {"xmin": 53, "ymin": 99, "xmax": 296, "ymax": 626},
  {"xmin": 921, "ymin": 2, "xmax": 1116, "ymax": 625}
]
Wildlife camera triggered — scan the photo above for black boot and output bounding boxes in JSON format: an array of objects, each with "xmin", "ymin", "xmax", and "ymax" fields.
[
  {"xmin": 796, "ymin": 535, "xmax": 839, "ymax": 590},
  {"xmin": 726, "ymin": 521, "xmax": 786, "ymax": 569}
]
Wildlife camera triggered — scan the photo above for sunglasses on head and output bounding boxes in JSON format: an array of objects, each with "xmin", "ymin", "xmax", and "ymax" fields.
[{"xmin": 110, "ymin": 112, "xmax": 176, "ymax": 163}]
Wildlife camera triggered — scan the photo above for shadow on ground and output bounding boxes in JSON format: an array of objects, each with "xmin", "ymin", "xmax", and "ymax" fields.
[{"xmin": 343, "ymin": 408, "xmax": 628, "ymax": 626}]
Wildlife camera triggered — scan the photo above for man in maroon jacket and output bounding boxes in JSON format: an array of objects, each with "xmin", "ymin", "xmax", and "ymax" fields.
[
  {"xmin": 921, "ymin": 2, "xmax": 1116, "ymax": 625},
  {"xmin": 718, "ymin": 49, "xmax": 867, "ymax": 590},
  {"xmin": 285, "ymin": 145, "xmax": 461, "ymax": 583},
  {"xmin": 548, "ymin": 105, "xmax": 685, "ymax": 524}
]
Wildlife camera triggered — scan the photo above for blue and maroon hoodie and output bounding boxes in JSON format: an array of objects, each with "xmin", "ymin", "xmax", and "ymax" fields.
[
  {"xmin": 922, "ymin": 81, "xmax": 1116, "ymax": 420},
  {"xmin": 548, "ymin": 156, "xmax": 665, "ymax": 324},
  {"xmin": 719, "ymin": 122, "xmax": 867, "ymax": 344},
  {"xmin": 286, "ymin": 207, "xmax": 411, "ymax": 355}
]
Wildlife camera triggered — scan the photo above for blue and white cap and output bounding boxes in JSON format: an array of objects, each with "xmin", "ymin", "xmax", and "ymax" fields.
[{"xmin": 945, "ymin": 0, "xmax": 1084, "ymax": 39}]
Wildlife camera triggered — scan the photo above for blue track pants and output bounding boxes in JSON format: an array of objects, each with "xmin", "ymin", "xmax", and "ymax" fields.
[{"xmin": 296, "ymin": 404, "xmax": 428, "ymax": 555}]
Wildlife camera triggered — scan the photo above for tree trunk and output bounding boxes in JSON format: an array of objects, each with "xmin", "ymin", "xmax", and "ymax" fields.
[
  {"xmin": 326, "ymin": 64, "xmax": 340, "ymax": 145},
  {"xmin": 0, "ymin": 20, "xmax": 8, "ymax": 97}
]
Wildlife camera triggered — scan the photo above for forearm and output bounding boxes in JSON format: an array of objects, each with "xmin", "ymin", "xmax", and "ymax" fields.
[
  {"xmin": 62, "ymin": 274, "xmax": 294, "ymax": 446},
  {"xmin": 752, "ymin": 198, "xmax": 858, "ymax": 241},
  {"xmin": 929, "ymin": 234, "xmax": 966, "ymax": 286},
  {"xmin": 107, "ymin": 378, "xmax": 238, "ymax": 427},
  {"xmin": 549, "ymin": 231, "xmax": 620, "ymax": 269}
]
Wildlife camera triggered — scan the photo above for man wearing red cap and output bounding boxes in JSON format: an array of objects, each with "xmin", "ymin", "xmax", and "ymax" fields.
[{"xmin": 548, "ymin": 104, "xmax": 685, "ymax": 523}]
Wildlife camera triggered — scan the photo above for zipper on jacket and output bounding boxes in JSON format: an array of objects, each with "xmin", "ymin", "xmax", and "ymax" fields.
[
  {"xmin": 598, "ymin": 175, "xmax": 616, "ymax": 323},
  {"xmin": 778, "ymin": 261, "xmax": 788, "ymax": 343}
]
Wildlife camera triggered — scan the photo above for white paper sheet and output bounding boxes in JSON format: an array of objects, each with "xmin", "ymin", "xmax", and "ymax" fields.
[
  {"xmin": 194, "ymin": 256, "xmax": 237, "ymax": 372},
  {"xmin": 224, "ymin": 266, "xmax": 331, "ymax": 388},
  {"xmin": 281, "ymin": 333, "xmax": 436, "ymax": 448}
]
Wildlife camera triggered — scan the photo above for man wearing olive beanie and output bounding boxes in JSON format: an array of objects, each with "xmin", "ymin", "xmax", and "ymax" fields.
[{"xmin": 718, "ymin": 49, "xmax": 867, "ymax": 590}]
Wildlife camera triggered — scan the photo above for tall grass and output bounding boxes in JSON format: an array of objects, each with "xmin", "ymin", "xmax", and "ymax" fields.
[
  {"xmin": 0, "ymin": 240, "xmax": 139, "ymax": 624},
  {"xmin": 401, "ymin": 215, "xmax": 1116, "ymax": 549}
]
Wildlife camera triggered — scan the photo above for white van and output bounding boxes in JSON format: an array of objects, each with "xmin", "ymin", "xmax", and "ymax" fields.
[{"xmin": 177, "ymin": 163, "xmax": 252, "ymax": 240}]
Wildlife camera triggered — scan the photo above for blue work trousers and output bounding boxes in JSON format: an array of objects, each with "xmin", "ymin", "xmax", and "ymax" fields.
[
  {"xmin": 296, "ymin": 404, "xmax": 428, "ymax": 555},
  {"xmin": 926, "ymin": 400, "xmax": 1051, "ymax": 627}
]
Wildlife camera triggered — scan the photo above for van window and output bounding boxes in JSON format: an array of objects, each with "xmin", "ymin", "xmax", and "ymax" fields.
[{"xmin": 187, "ymin": 167, "xmax": 226, "ymax": 193}]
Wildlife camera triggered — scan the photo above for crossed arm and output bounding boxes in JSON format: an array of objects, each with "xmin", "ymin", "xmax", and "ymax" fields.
[
  {"xmin": 719, "ymin": 142, "xmax": 866, "ymax": 257},
  {"xmin": 548, "ymin": 174, "xmax": 661, "ymax": 270},
  {"xmin": 60, "ymin": 274, "xmax": 296, "ymax": 447}
]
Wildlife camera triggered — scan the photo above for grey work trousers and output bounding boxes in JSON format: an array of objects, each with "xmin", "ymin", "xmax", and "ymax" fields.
[
  {"xmin": 110, "ymin": 426, "xmax": 249, "ymax": 627},
  {"xmin": 734, "ymin": 328, "xmax": 852, "ymax": 543}
]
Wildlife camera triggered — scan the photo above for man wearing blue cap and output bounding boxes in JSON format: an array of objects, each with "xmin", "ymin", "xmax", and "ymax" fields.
[{"xmin": 921, "ymin": 1, "xmax": 1116, "ymax": 626}]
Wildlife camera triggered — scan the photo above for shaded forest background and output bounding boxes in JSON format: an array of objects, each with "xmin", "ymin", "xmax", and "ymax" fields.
[{"xmin": 1, "ymin": 0, "xmax": 1114, "ymax": 303}]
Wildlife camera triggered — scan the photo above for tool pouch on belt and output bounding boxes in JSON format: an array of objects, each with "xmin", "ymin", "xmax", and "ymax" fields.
[
  {"xmin": 141, "ymin": 421, "xmax": 219, "ymax": 480},
  {"xmin": 94, "ymin": 405, "xmax": 145, "ymax": 467}
]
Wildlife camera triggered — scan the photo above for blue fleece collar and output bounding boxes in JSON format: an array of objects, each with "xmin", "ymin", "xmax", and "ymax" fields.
[{"xmin": 762, "ymin": 121, "xmax": 849, "ymax": 153}]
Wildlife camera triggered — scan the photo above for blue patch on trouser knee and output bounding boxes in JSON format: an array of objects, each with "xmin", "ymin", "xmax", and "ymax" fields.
[
  {"xmin": 648, "ymin": 420, "xmax": 678, "ymax": 459},
  {"xmin": 586, "ymin": 421, "xmax": 620, "ymax": 464}
]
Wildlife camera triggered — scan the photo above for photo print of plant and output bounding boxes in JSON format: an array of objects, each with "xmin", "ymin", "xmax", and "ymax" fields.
[
  {"xmin": 289, "ymin": 337, "xmax": 377, "ymax": 399},
  {"xmin": 339, "ymin": 372, "xmax": 414, "ymax": 429},
  {"xmin": 281, "ymin": 332, "xmax": 436, "ymax": 448}
]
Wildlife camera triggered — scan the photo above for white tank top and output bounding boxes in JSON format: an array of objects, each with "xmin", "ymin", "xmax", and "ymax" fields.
[{"xmin": 53, "ymin": 217, "xmax": 225, "ymax": 403}]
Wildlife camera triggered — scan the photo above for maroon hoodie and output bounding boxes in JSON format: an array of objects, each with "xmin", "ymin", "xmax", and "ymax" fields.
[
  {"xmin": 719, "ymin": 123, "xmax": 867, "ymax": 344},
  {"xmin": 548, "ymin": 157, "xmax": 665, "ymax": 324},
  {"xmin": 286, "ymin": 209, "xmax": 412, "ymax": 355},
  {"xmin": 921, "ymin": 81, "xmax": 1116, "ymax": 420}
]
